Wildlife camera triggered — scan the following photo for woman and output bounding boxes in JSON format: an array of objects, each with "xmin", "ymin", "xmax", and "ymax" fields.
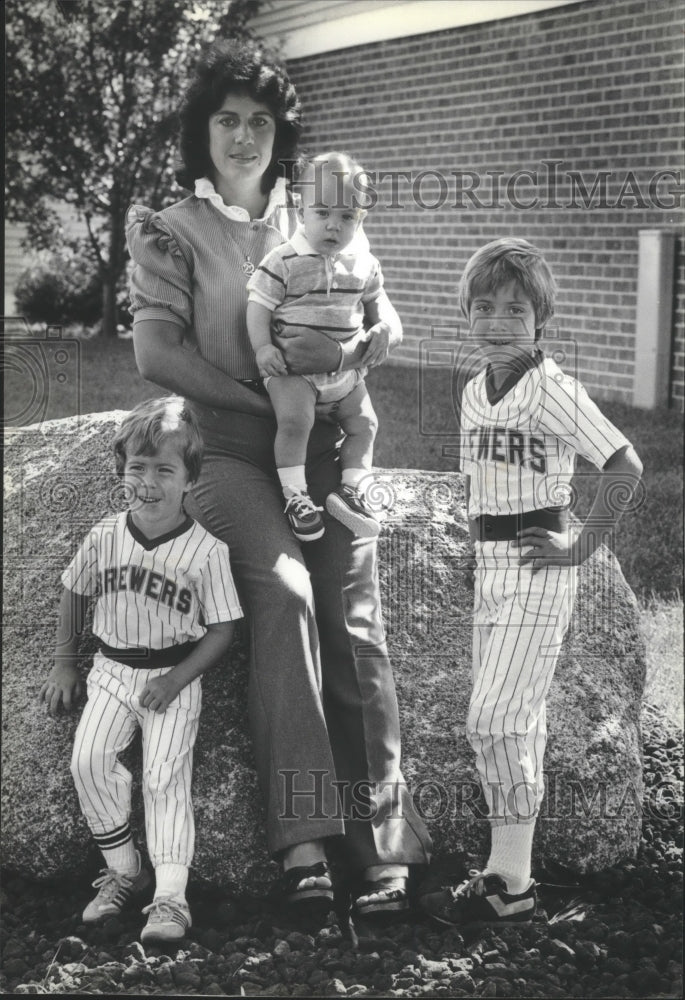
[{"xmin": 126, "ymin": 38, "xmax": 431, "ymax": 917}]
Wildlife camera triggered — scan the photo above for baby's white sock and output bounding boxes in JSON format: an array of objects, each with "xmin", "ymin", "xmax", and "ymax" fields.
[
  {"xmin": 278, "ymin": 466, "xmax": 307, "ymax": 497},
  {"xmin": 341, "ymin": 468, "xmax": 369, "ymax": 490}
]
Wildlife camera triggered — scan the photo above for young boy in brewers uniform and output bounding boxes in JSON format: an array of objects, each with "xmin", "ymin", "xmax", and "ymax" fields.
[
  {"xmin": 246, "ymin": 151, "xmax": 400, "ymax": 542},
  {"xmin": 40, "ymin": 397, "xmax": 242, "ymax": 943},
  {"xmin": 420, "ymin": 238, "xmax": 643, "ymax": 926}
]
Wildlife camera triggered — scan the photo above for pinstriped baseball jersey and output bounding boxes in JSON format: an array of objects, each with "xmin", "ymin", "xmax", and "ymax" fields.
[
  {"xmin": 246, "ymin": 227, "xmax": 383, "ymax": 341},
  {"xmin": 459, "ymin": 352, "xmax": 631, "ymax": 516},
  {"xmin": 62, "ymin": 511, "xmax": 243, "ymax": 650}
]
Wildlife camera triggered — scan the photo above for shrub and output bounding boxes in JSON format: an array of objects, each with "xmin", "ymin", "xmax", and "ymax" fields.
[{"xmin": 15, "ymin": 250, "xmax": 102, "ymax": 326}]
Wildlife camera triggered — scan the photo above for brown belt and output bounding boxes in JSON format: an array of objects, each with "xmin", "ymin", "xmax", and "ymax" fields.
[{"xmin": 469, "ymin": 507, "xmax": 568, "ymax": 543}]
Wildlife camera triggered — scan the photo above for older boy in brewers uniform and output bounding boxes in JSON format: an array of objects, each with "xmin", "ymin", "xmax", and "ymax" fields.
[
  {"xmin": 40, "ymin": 397, "xmax": 242, "ymax": 943},
  {"xmin": 420, "ymin": 238, "xmax": 642, "ymax": 925}
]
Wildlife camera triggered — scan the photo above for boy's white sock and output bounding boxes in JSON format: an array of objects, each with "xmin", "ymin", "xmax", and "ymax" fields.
[
  {"xmin": 341, "ymin": 468, "xmax": 369, "ymax": 490},
  {"xmin": 94, "ymin": 826, "xmax": 140, "ymax": 876},
  {"xmin": 154, "ymin": 862, "xmax": 189, "ymax": 901},
  {"xmin": 486, "ymin": 822, "xmax": 536, "ymax": 894},
  {"xmin": 278, "ymin": 466, "xmax": 307, "ymax": 497}
]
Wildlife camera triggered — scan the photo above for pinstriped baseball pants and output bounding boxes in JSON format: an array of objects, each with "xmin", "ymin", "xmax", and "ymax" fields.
[
  {"xmin": 70, "ymin": 654, "xmax": 201, "ymax": 866},
  {"xmin": 467, "ymin": 540, "xmax": 577, "ymax": 826}
]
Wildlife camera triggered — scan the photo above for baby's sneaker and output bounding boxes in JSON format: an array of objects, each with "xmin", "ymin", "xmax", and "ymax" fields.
[
  {"xmin": 82, "ymin": 854, "xmax": 152, "ymax": 924},
  {"xmin": 141, "ymin": 895, "xmax": 192, "ymax": 943},
  {"xmin": 284, "ymin": 491, "xmax": 325, "ymax": 542},
  {"xmin": 326, "ymin": 485, "xmax": 380, "ymax": 538}
]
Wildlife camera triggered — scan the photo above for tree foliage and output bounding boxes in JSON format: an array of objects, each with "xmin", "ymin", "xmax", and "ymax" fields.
[{"xmin": 6, "ymin": 0, "xmax": 261, "ymax": 335}]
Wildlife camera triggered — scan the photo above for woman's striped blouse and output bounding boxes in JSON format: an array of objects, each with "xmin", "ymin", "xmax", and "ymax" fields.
[{"xmin": 126, "ymin": 194, "xmax": 297, "ymax": 380}]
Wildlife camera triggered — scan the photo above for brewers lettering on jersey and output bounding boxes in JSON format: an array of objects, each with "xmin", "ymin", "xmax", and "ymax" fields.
[
  {"xmin": 460, "ymin": 353, "xmax": 629, "ymax": 516},
  {"xmin": 64, "ymin": 511, "xmax": 240, "ymax": 652}
]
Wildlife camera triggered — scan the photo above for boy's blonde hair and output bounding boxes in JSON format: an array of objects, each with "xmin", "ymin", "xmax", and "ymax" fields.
[
  {"xmin": 459, "ymin": 238, "xmax": 557, "ymax": 338},
  {"xmin": 113, "ymin": 396, "xmax": 203, "ymax": 482}
]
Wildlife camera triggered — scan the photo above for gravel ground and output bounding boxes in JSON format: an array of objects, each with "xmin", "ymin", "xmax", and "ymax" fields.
[{"xmin": 1, "ymin": 705, "xmax": 681, "ymax": 998}]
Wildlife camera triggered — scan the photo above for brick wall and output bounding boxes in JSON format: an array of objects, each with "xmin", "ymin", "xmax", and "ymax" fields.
[{"xmin": 286, "ymin": 0, "xmax": 684, "ymax": 409}]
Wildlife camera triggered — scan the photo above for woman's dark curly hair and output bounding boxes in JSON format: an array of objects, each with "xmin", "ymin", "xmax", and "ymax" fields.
[{"xmin": 175, "ymin": 37, "xmax": 302, "ymax": 193}]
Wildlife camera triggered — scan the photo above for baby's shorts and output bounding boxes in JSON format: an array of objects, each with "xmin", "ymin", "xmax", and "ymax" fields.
[{"xmin": 264, "ymin": 367, "xmax": 367, "ymax": 405}]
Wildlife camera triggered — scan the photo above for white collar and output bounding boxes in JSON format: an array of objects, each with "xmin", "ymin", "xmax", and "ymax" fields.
[
  {"xmin": 288, "ymin": 224, "xmax": 370, "ymax": 257},
  {"xmin": 195, "ymin": 176, "xmax": 288, "ymax": 223}
]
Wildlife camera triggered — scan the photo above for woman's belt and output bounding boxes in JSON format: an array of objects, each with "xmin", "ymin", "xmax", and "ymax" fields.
[
  {"xmin": 98, "ymin": 640, "xmax": 199, "ymax": 669},
  {"xmin": 469, "ymin": 507, "xmax": 568, "ymax": 543},
  {"xmin": 238, "ymin": 378, "xmax": 268, "ymax": 395}
]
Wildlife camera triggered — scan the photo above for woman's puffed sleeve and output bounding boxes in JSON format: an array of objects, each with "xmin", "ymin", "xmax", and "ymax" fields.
[{"xmin": 126, "ymin": 205, "xmax": 193, "ymax": 329}]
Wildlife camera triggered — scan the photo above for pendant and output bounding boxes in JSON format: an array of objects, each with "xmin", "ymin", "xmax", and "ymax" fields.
[{"xmin": 242, "ymin": 258, "xmax": 255, "ymax": 276}]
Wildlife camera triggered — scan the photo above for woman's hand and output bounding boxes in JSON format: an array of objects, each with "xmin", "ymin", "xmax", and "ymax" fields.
[{"xmin": 274, "ymin": 325, "xmax": 343, "ymax": 374}]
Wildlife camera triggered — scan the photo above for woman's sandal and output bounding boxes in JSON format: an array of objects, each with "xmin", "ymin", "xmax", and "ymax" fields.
[
  {"xmin": 281, "ymin": 861, "xmax": 335, "ymax": 905},
  {"xmin": 351, "ymin": 877, "xmax": 410, "ymax": 918}
]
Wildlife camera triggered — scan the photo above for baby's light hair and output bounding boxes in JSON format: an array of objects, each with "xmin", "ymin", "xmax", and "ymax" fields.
[
  {"xmin": 293, "ymin": 150, "xmax": 369, "ymax": 212},
  {"xmin": 459, "ymin": 238, "xmax": 557, "ymax": 337},
  {"xmin": 113, "ymin": 396, "xmax": 204, "ymax": 482}
]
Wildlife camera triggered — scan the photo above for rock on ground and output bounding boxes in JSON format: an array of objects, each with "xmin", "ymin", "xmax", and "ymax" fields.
[{"xmin": 2, "ymin": 413, "xmax": 646, "ymax": 893}]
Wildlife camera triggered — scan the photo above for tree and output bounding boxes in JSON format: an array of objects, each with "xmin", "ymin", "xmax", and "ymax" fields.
[{"xmin": 6, "ymin": 0, "xmax": 261, "ymax": 336}]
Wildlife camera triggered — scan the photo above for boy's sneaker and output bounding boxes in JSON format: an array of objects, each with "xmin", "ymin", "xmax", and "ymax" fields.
[
  {"xmin": 326, "ymin": 485, "xmax": 380, "ymax": 538},
  {"xmin": 141, "ymin": 895, "xmax": 192, "ymax": 943},
  {"xmin": 284, "ymin": 491, "xmax": 325, "ymax": 542},
  {"xmin": 419, "ymin": 870, "xmax": 537, "ymax": 927},
  {"xmin": 82, "ymin": 860, "xmax": 152, "ymax": 924}
]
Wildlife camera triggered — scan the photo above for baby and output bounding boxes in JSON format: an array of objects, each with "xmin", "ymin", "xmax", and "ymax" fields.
[{"xmin": 247, "ymin": 151, "xmax": 401, "ymax": 542}]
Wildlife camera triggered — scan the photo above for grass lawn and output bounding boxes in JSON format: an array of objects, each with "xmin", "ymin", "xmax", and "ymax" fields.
[{"xmin": 5, "ymin": 332, "xmax": 682, "ymax": 723}]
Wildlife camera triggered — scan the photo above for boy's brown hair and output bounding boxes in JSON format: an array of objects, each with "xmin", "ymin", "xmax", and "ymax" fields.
[
  {"xmin": 459, "ymin": 238, "xmax": 557, "ymax": 338},
  {"xmin": 113, "ymin": 396, "xmax": 203, "ymax": 482}
]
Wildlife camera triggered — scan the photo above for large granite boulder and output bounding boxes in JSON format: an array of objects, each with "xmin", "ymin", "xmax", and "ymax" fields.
[{"xmin": 2, "ymin": 413, "xmax": 646, "ymax": 893}]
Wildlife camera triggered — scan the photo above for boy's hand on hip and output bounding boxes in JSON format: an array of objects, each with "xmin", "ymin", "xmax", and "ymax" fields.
[
  {"xmin": 39, "ymin": 664, "xmax": 83, "ymax": 716},
  {"xmin": 363, "ymin": 322, "xmax": 391, "ymax": 367},
  {"xmin": 513, "ymin": 527, "xmax": 576, "ymax": 572},
  {"xmin": 140, "ymin": 675, "xmax": 182, "ymax": 713}
]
